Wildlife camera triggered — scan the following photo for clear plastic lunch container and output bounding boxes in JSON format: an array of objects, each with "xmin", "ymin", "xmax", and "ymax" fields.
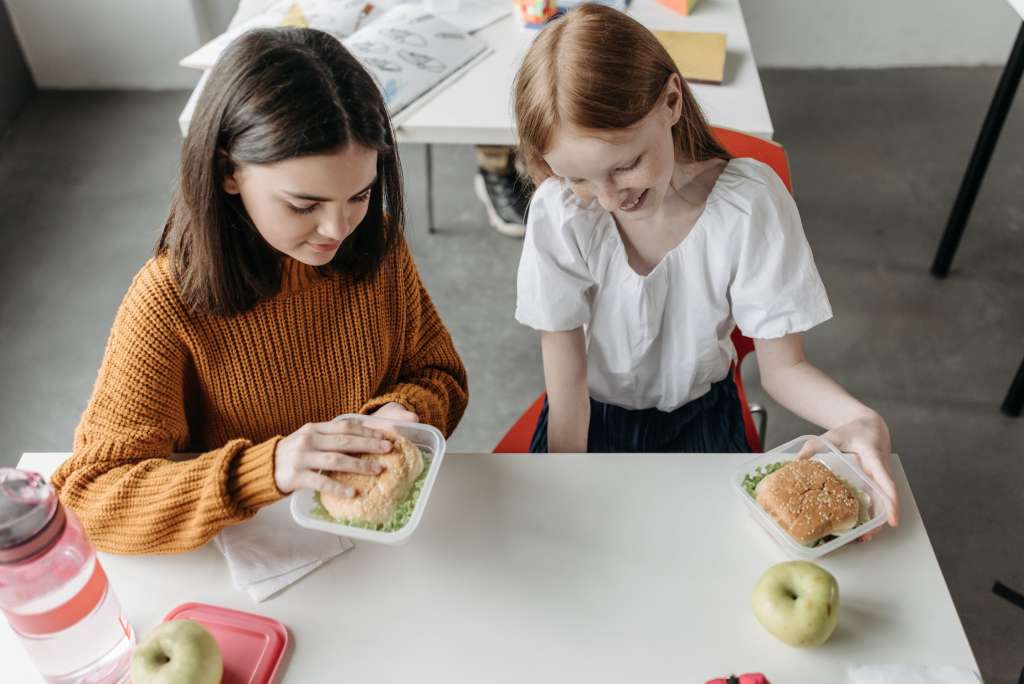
[
  {"xmin": 732, "ymin": 435, "xmax": 890, "ymax": 559},
  {"xmin": 290, "ymin": 414, "xmax": 446, "ymax": 545}
]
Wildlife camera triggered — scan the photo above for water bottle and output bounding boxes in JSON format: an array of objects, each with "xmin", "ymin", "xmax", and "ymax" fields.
[{"xmin": 0, "ymin": 468, "xmax": 134, "ymax": 683}]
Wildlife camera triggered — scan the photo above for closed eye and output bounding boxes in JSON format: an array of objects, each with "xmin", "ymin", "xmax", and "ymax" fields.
[
  {"xmin": 287, "ymin": 203, "xmax": 318, "ymax": 215},
  {"xmin": 351, "ymin": 190, "xmax": 371, "ymax": 203},
  {"xmin": 614, "ymin": 155, "xmax": 642, "ymax": 174}
]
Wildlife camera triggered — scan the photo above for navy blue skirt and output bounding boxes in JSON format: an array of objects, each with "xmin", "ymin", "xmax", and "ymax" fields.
[{"xmin": 529, "ymin": 374, "xmax": 752, "ymax": 453}]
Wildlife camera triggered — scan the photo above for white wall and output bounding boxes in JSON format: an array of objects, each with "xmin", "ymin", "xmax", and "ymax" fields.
[
  {"xmin": 4, "ymin": 0, "xmax": 1023, "ymax": 89},
  {"xmin": 5, "ymin": 0, "xmax": 204, "ymax": 89},
  {"xmin": 740, "ymin": 0, "xmax": 1022, "ymax": 68}
]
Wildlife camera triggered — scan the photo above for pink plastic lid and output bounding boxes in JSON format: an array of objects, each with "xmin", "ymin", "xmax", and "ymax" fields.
[{"xmin": 162, "ymin": 603, "xmax": 289, "ymax": 684}]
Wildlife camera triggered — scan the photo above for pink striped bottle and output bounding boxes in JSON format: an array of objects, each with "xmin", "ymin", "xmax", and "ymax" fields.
[{"xmin": 0, "ymin": 468, "xmax": 134, "ymax": 683}]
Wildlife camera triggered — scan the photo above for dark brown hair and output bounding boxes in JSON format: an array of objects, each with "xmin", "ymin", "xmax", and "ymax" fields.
[
  {"xmin": 513, "ymin": 3, "xmax": 729, "ymax": 185},
  {"xmin": 159, "ymin": 27, "xmax": 403, "ymax": 316}
]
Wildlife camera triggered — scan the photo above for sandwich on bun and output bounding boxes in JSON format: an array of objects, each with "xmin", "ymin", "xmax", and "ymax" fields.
[
  {"xmin": 754, "ymin": 460, "xmax": 868, "ymax": 546},
  {"xmin": 320, "ymin": 432, "xmax": 425, "ymax": 525}
]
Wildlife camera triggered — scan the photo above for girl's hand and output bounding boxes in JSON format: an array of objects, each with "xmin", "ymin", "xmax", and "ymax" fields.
[
  {"xmin": 274, "ymin": 419, "xmax": 392, "ymax": 497},
  {"xmin": 371, "ymin": 402, "xmax": 419, "ymax": 423},
  {"xmin": 796, "ymin": 411, "xmax": 900, "ymax": 540}
]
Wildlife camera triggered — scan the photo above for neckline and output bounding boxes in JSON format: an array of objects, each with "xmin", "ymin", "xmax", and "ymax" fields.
[
  {"xmin": 611, "ymin": 158, "xmax": 733, "ymax": 280},
  {"xmin": 278, "ymin": 257, "xmax": 324, "ymax": 295}
]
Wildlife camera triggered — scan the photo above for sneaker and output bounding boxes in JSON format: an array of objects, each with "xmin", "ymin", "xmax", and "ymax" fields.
[{"xmin": 474, "ymin": 167, "xmax": 531, "ymax": 238}]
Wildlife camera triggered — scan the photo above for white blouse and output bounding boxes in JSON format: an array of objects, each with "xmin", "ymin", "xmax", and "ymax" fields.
[{"xmin": 515, "ymin": 157, "xmax": 833, "ymax": 412}]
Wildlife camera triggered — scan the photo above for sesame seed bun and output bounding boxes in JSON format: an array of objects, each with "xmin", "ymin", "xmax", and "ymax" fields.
[
  {"xmin": 755, "ymin": 460, "xmax": 860, "ymax": 546},
  {"xmin": 320, "ymin": 433, "xmax": 425, "ymax": 525}
]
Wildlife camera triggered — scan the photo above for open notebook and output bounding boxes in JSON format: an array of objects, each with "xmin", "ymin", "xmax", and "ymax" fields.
[
  {"xmin": 346, "ymin": 5, "xmax": 487, "ymax": 116},
  {"xmin": 178, "ymin": 2, "xmax": 488, "ymax": 133}
]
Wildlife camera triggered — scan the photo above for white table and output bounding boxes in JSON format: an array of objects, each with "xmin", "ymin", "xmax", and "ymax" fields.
[
  {"xmin": 179, "ymin": 0, "xmax": 773, "ymax": 231},
  {"xmin": 4, "ymin": 451, "xmax": 978, "ymax": 682},
  {"xmin": 395, "ymin": 0, "xmax": 773, "ymax": 144}
]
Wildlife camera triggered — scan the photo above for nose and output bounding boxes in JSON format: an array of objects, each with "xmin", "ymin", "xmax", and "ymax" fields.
[
  {"xmin": 593, "ymin": 180, "xmax": 623, "ymax": 212},
  {"xmin": 317, "ymin": 208, "xmax": 354, "ymax": 241}
]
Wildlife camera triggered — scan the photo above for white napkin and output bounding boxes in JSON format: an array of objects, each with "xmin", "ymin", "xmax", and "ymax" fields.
[
  {"xmin": 848, "ymin": 665, "xmax": 981, "ymax": 684},
  {"xmin": 214, "ymin": 498, "xmax": 353, "ymax": 602}
]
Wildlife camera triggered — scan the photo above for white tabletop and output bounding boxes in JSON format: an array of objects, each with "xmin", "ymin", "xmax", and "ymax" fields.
[
  {"xmin": 179, "ymin": 0, "xmax": 773, "ymax": 142},
  {"xmin": 4, "ymin": 451, "xmax": 977, "ymax": 682},
  {"xmin": 1009, "ymin": 0, "xmax": 1024, "ymax": 20},
  {"xmin": 397, "ymin": 0, "xmax": 773, "ymax": 143}
]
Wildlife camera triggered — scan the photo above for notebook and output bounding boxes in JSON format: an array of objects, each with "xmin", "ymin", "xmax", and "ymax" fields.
[
  {"xmin": 653, "ymin": 30, "xmax": 727, "ymax": 85},
  {"xmin": 178, "ymin": 2, "xmax": 488, "ymax": 131}
]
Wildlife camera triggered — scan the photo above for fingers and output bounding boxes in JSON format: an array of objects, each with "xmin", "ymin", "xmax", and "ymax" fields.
[
  {"xmin": 389, "ymin": 408, "xmax": 418, "ymax": 422},
  {"xmin": 795, "ymin": 436, "xmax": 827, "ymax": 460},
  {"xmin": 857, "ymin": 448, "xmax": 899, "ymax": 526},
  {"xmin": 295, "ymin": 471, "xmax": 356, "ymax": 498},
  {"xmin": 361, "ymin": 416, "xmax": 402, "ymax": 432},
  {"xmin": 311, "ymin": 431, "xmax": 392, "ymax": 455},
  {"xmin": 303, "ymin": 451, "xmax": 384, "ymax": 475},
  {"xmin": 862, "ymin": 472, "xmax": 898, "ymax": 527},
  {"xmin": 318, "ymin": 418, "xmax": 390, "ymax": 441}
]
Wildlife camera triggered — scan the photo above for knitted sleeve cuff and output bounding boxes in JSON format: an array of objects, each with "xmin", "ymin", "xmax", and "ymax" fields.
[
  {"xmin": 360, "ymin": 385, "xmax": 449, "ymax": 434},
  {"xmin": 227, "ymin": 436, "xmax": 286, "ymax": 511}
]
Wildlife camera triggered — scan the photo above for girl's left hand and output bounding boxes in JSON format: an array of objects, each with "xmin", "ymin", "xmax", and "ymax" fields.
[
  {"xmin": 371, "ymin": 402, "xmax": 419, "ymax": 423},
  {"xmin": 796, "ymin": 411, "xmax": 900, "ymax": 539}
]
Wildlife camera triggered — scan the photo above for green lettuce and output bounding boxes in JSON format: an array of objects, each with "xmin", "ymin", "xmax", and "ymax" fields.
[{"xmin": 741, "ymin": 460, "xmax": 787, "ymax": 498}]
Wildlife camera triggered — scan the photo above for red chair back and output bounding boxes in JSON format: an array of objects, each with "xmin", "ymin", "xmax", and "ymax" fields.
[{"xmin": 493, "ymin": 128, "xmax": 790, "ymax": 453}]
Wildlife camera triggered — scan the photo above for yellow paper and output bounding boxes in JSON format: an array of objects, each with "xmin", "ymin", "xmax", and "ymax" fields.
[
  {"xmin": 281, "ymin": 1, "xmax": 309, "ymax": 28},
  {"xmin": 654, "ymin": 30, "xmax": 727, "ymax": 85}
]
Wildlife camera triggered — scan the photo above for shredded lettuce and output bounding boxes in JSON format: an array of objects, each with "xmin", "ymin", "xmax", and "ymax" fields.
[
  {"xmin": 311, "ymin": 455, "xmax": 431, "ymax": 533},
  {"xmin": 741, "ymin": 461, "xmax": 787, "ymax": 497}
]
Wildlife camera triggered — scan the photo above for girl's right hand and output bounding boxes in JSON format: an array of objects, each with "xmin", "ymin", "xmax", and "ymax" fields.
[{"xmin": 273, "ymin": 419, "xmax": 392, "ymax": 497}]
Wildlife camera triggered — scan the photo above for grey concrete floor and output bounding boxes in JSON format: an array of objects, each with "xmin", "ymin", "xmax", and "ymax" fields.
[{"xmin": 1, "ymin": 69, "xmax": 1022, "ymax": 681}]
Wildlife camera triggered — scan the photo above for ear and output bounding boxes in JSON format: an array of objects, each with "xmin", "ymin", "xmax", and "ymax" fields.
[
  {"xmin": 223, "ymin": 173, "xmax": 240, "ymax": 195},
  {"xmin": 220, "ymin": 151, "xmax": 241, "ymax": 195},
  {"xmin": 661, "ymin": 73, "xmax": 684, "ymax": 127}
]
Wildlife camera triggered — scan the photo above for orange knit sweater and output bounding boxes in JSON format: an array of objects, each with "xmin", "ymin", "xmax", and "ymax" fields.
[{"xmin": 52, "ymin": 238, "xmax": 468, "ymax": 555}]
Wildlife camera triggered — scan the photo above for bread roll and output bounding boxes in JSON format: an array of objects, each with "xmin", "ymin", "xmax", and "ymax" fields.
[
  {"xmin": 755, "ymin": 460, "xmax": 860, "ymax": 546},
  {"xmin": 320, "ymin": 433, "xmax": 425, "ymax": 525}
]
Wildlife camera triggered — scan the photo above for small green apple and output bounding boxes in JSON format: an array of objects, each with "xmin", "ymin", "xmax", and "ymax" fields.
[
  {"xmin": 752, "ymin": 560, "xmax": 839, "ymax": 647},
  {"xmin": 131, "ymin": 619, "xmax": 223, "ymax": 684}
]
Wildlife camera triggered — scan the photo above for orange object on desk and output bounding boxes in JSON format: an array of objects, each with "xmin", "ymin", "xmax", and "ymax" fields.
[
  {"xmin": 517, "ymin": 0, "xmax": 558, "ymax": 25},
  {"xmin": 658, "ymin": 0, "xmax": 701, "ymax": 15}
]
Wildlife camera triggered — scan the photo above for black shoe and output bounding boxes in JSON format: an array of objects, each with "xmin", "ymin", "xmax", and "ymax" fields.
[{"xmin": 474, "ymin": 166, "xmax": 531, "ymax": 238}]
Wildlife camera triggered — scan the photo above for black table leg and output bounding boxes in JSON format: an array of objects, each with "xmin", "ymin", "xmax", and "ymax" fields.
[
  {"xmin": 1002, "ymin": 354, "xmax": 1024, "ymax": 417},
  {"xmin": 931, "ymin": 22, "xmax": 1024, "ymax": 278}
]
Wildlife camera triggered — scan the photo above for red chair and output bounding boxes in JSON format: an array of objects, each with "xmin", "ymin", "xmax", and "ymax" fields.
[{"xmin": 494, "ymin": 128, "xmax": 793, "ymax": 454}]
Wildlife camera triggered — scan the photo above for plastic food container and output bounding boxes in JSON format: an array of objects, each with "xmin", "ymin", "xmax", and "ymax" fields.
[
  {"xmin": 162, "ymin": 603, "xmax": 288, "ymax": 684},
  {"xmin": 732, "ymin": 435, "xmax": 890, "ymax": 559},
  {"xmin": 290, "ymin": 414, "xmax": 446, "ymax": 545}
]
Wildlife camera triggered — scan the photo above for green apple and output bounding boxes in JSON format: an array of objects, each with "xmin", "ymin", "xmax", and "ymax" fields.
[
  {"xmin": 751, "ymin": 561, "xmax": 839, "ymax": 647},
  {"xmin": 131, "ymin": 619, "xmax": 223, "ymax": 684}
]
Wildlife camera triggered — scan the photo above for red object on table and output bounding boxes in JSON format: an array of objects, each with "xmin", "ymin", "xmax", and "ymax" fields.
[
  {"xmin": 163, "ymin": 603, "xmax": 289, "ymax": 684},
  {"xmin": 706, "ymin": 675, "xmax": 771, "ymax": 684}
]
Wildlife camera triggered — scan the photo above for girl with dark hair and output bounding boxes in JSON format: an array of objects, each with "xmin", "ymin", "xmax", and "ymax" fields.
[{"xmin": 51, "ymin": 28, "xmax": 468, "ymax": 554}]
